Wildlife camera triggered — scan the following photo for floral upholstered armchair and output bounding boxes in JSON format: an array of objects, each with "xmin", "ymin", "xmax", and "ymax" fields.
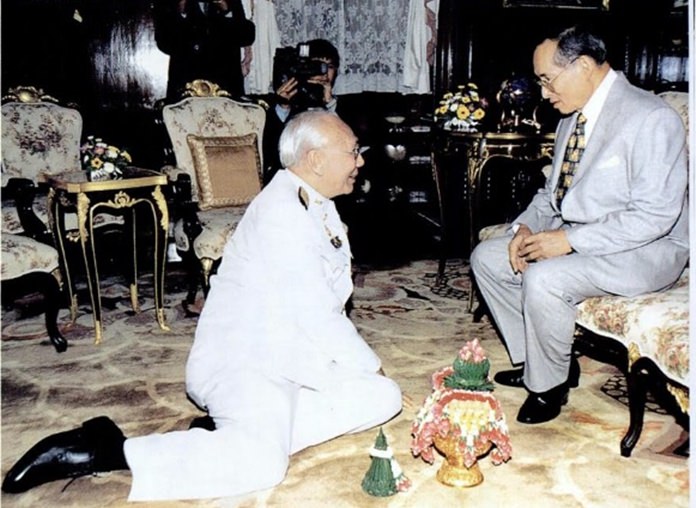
[
  {"xmin": 2, "ymin": 85, "xmax": 124, "ymax": 238},
  {"xmin": 1, "ymin": 86, "xmax": 82, "ymax": 240},
  {"xmin": 0, "ymin": 85, "xmax": 81, "ymax": 351},
  {"xmin": 575, "ymin": 269, "xmax": 689, "ymax": 456},
  {"xmin": 158, "ymin": 80, "xmax": 266, "ymax": 311},
  {"xmin": 1, "ymin": 234, "xmax": 67, "ymax": 352}
]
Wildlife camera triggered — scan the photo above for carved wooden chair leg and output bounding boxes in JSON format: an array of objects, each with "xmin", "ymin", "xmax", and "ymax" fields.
[
  {"xmin": 436, "ymin": 256, "xmax": 446, "ymax": 285},
  {"xmin": 472, "ymin": 302, "xmax": 488, "ymax": 323},
  {"xmin": 1, "ymin": 271, "xmax": 67, "ymax": 353},
  {"xmin": 467, "ymin": 275, "xmax": 476, "ymax": 313},
  {"xmin": 201, "ymin": 258, "xmax": 215, "ymax": 299},
  {"xmin": 620, "ymin": 357, "xmax": 651, "ymax": 457},
  {"xmin": 469, "ymin": 274, "xmax": 488, "ymax": 323},
  {"xmin": 179, "ymin": 249, "xmax": 201, "ymax": 309},
  {"xmin": 44, "ymin": 270, "xmax": 68, "ymax": 353}
]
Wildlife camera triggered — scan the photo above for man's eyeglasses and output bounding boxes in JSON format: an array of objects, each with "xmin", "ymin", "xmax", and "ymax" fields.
[
  {"xmin": 535, "ymin": 57, "xmax": 579, "ymax": 93},
  {"xmin": 326, "ymin": 146, "xmax": 369, "ymax": 161}
]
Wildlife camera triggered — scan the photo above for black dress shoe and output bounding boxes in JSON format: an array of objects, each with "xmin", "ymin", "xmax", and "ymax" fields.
[
  {"xmin": 494, "ymin": 356, "xmax": 581, "ymax": 389},
  {"xmin": 188, "ymin": 415, "xmax": 216, "ymax": 431},
  {"xmin": 516, "ymin": 384, "xmax": 570, "ymax": 424},
  {"xmin": 494, "ymin": 367, "xmax": 525, "ymax": 387},
  {"xmin": 2, "ymin": 416, "xmax": 127, "ymax": 494}
]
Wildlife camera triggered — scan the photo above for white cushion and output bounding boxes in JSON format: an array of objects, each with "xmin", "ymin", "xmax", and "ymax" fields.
[
  {"xmin": 1, "ymin": 234, "xmax": 59, "ymax": 281},
  {"xmin": 173, "ymin": 206, "xmax": 247, "ymax": 262}
]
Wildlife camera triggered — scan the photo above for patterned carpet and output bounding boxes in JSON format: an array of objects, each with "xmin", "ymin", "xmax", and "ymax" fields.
[{"xmin": 1, "ymin": 259, "xmax": 689, "ymax": 507}]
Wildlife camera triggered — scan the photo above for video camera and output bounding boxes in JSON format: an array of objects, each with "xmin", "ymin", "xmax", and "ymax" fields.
[{"xmin": 272, "ymin": 43, "xmax": 329, "ymax": 109}]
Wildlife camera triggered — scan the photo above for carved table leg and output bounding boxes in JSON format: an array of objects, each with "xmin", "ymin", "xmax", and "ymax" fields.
[
  {"xmin": 47, "ymin": 188, "xmax": 78, "ymax": 323},
  {"xmin": 77, "ymin": 192, "xmax": 103, "ymax": 344},
  {"xmin": 152, "ymin": 185, "xmax": 170, "ymax": 331},
  {"xmin": 124, "ymin": 208, "xmax": 141, "ymax": 313}
]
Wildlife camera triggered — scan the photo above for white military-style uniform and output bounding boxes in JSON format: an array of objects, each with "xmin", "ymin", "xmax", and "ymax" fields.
[{"xmin": 124, "ymin": 169, "xmax": 402, "ymax": 501}]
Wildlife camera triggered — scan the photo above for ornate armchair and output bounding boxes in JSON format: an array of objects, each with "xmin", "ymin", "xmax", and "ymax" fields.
[
  {"xmin": 2, "ymin": 85, "xmax": 125, "ymax": 238},
  {"xmin": 1, "ymin": 86, "xmax": 82, "ymax": 240},
  {"xmin": 0, "ymin": 85, "xmax": 82, "ymax": 351},
  {"xmin": 1, "ymin": 234, "xmax": 67, "ymax": 352},
  {"xmin": 575, "ymin": 269, "xmax": 689, "ymax": 457},
  {"xmin": 158, "ymin": 80, "xmax": 266, "ymax": 311}
]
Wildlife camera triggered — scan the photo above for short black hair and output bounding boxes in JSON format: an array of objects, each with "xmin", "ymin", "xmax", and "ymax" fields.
[
  {"xmin": 307, "ymin": 39, "xmax": 340, "ymax": 69},
  {"xmin": 554, "ymin": 25, "xmax": 607, "ymax": 66}
]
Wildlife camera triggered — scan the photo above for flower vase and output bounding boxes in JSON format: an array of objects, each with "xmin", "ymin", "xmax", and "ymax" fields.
[
  {"xmin": 442, "ymin": 118, "xmax": 478, "ymax": 133},
  {"xmin": 432, "ymin": 432, "xmax": 492, "ymax": 488},
  {"xmin": 88, "ymin": 170, "xmax": 110, "ymax": 182}
]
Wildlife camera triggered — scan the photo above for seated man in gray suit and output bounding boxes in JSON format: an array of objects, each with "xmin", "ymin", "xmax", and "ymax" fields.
[
  {"xmin": 471, "ymin": 25, "xmax": 688, "ymax": 425},
  {"xmin": 2, "ymin": 111, "xmax": 402, "ymax": 500}
]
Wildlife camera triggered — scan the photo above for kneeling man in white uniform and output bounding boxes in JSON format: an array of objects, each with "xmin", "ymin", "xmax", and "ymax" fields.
[{"xmin": 2, "ymin": 110, "xmax": 403, "ymax": 501}]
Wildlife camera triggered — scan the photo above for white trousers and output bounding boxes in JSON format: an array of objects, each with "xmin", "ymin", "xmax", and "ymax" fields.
[{"xmin": 124, "ymin": 365, "xmax": 401, "ymax": 501}]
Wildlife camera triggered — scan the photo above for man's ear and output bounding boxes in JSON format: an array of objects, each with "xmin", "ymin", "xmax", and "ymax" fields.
[
  {"xmin": 577, "ymin": 55, "xmax": 593, "ymax": 75},
  {"xmin": 307, "ymin": 148, "xmax": 325, "ymax": 176}
]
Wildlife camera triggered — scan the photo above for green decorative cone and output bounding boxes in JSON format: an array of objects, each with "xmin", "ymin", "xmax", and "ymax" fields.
[
  {"xmin": 361, "ymin": 428, "xmax": 397, "ymax": 497},
  {"xmin": 444, "ymin": 357, "xmax": 494, "ymax": 391}
]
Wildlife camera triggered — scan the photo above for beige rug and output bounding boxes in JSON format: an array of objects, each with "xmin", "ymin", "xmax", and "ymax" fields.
[{"xmin": 1, "ymin": 259, "xmax": 689, "ymax": 507}]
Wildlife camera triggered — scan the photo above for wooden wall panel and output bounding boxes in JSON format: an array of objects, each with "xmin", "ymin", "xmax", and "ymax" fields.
[
  {"xmin": 2, "ymin": 0, "xmax": 167, "ymax": 168},
  {"xmin": 1, "ymin": 0, "xmax": 689, "ymax": 167}
]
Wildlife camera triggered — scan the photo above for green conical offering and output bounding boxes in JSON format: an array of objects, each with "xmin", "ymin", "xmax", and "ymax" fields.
[{"xmin": 361, "ymin": 428, "xmax": 397, "ymax": 497}]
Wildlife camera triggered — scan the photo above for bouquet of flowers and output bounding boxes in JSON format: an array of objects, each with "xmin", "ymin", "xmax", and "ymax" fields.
[
  {"xmin": 80, "ymin": 135, "xmax": 131, "ymax": 180},
  {"xmin": 411, "ymin": 339, "xmax": 511, "ymax": 467},
  {"xmin": 434, "ymin": 83, "xmax": 487, "ymax": 132}
]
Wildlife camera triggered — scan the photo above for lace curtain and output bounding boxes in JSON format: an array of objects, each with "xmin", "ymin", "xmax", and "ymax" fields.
[{"xmin": 269, "ymin": 0, "xmax": 437, "ymax": 95}]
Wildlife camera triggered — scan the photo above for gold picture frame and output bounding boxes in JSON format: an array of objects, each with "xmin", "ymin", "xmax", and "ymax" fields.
[{"xmin": 502, "ymin": 0, "xmax": 610, "ymax": 9}]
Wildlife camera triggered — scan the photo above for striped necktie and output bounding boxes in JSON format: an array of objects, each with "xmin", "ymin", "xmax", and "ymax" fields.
[{"xmin": 555, "ymin": 113, "xmax": 587, "ymax": 206}]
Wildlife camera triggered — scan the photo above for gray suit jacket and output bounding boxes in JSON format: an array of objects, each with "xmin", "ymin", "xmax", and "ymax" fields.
[{"xmin": 515, "ymin": 73, "xmax": 688, "ymax": 290}]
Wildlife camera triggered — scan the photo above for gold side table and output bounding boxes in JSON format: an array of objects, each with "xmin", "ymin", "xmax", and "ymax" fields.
[
  {"xmin": 47, "ymin": 167, "xmax": 171, "ymax": 344},
  {"xmin": 434, "ymin": 130, "xmax": 555, "ymax": 313},
  {"xmin": 462, "ymin": 131, "xmax": 555, "ymax": 252}
]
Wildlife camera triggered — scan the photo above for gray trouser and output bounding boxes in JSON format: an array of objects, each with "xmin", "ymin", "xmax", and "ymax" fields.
[{"xmin": 470, "ymin": 235, "xmax": 683, "ymax": 393}]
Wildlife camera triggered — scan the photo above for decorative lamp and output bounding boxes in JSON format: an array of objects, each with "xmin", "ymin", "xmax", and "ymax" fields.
[
  {"xmin": 411, "ymin": 338, "xmax": 512, "ymax": 488},
  {"xmin": 496, "ymin": 75, "xmax": 541, "ymax": 133}
]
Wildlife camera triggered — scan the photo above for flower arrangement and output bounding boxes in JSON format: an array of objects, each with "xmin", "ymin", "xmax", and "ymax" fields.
[
  {"xmin": 411, "ymin": 339, "xmax": 511, "ymax": 468},
  {"xmin": 80, "ymin": 135, "xmax": 131, "ymax": 180},
  {"xmin": 434, "ymin": 83, "xmax": 487, "ymax": 132}
]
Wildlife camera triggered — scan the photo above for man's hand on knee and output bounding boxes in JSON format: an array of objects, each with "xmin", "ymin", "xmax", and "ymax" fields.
[
  {"xmin": 509, "ymin": 224, "xmax": 532, "ymax": 273},
  {"xmin": 518, "ymin": 230, "xmax": 572, "ymax": 264}
]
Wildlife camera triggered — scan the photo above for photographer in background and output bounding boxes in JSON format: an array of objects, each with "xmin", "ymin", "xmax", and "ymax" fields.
[
  {"xmin": 263, "ymin": 39, "xmax": 341, "ymax": 184},
  {"xmin": 154, "ymin": 0, "xmax": 256, "ymax": 99}
]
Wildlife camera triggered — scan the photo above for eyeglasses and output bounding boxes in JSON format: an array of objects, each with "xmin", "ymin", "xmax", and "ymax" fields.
[
  {"xmin": 535, "ymin": 57, "xmax": 579, "ymax": 93},
  {"xmin": 325, "ymin": 145, "xmax": 369, "ymax": 161}
]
